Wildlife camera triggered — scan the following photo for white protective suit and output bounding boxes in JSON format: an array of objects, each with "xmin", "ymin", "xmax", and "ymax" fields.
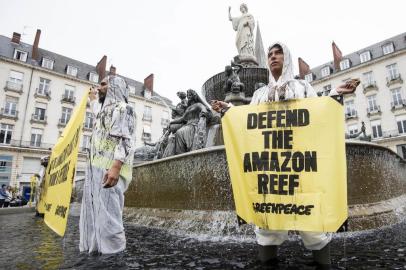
[
  {"xmin": 251, "ymin": 42, "xmax": 339, "ymax": 250},
  {"xmin": 79, "ymin": 75, "xmax": 135, "ymax": 254}
]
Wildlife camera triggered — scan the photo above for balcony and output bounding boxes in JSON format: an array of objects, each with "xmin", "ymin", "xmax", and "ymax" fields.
[
  {"xmin": 362, "ymin": 81, "xmax": 378, "ymax": 94},
  {"xmin": 391, "ymin": 99, "xmax": 406, "ymax": 112},
  {"xmin": 4, "ymin": 81, "xmax": 23, "ymax": 94},
  {"xmin": 58, "ymin": 118, "xmax": 69, "ymax": 127},
  {"xmin": 345, "ymin": 111, "xmax": 358, "ymax": 120},
  {"xmin": 34, "ymin": 88, "xmax": 51, "ymax": 100},
  {"xmin": 367, "ymin": 106, "xmax": 381, "ymax": 117},
  {"xmin": 386, "ymin": 74, "xmax": 403, "ymax": 87},
  {"xmin": 83, "ymin": 123, "xmax": 94, "ymax": 132},
  {"xmin": 382, "ymin": 129, "xmax": 400, "ymax": 138},
  {"xmin": 61, "ymin": 95, "xmax": 76, "ymax": 105},
  {"xmin": 161, "ymin": 118, "xmax": 170, "ymax": 126},
  {"xmin": 0, "ymin": 108, "xmax": 18, "ymax": 120},
  {"xmin": 30, "ymin": 114, "xmax": 47, "ymax": 125},
  {"xmin": 6, "ymin": 139, "xmax": 53, "ymax": 150},
  {"xmin": 142, "ymin": 114, "xmax": 152, "ymax": 122}
]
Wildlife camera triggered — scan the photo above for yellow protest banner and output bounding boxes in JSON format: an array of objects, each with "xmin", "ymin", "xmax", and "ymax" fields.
[
  {"xmin": 222, "ymin": 97, "xmax": 347, "ymax": 232},
  {"xmin": 41, "ymin": 91, "xmax": 88, "ymax": 236}
]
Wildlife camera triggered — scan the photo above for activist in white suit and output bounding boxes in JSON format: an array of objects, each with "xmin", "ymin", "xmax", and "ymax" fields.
[
  {"xmin": 212, "ymin": 42, "xmax": 358, "ymax": 268},
  {"xmin": 79, "ymin": 73, "xmax": 135, "ymax": 254}
]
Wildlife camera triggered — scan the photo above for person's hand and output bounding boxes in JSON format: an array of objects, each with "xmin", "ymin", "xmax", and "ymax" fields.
[
  {"xmin": 211, "ymin": 100, "xmax": 229, "ymax": 113},
  {"xmin": 336, "ymin": 79, "xmax": 360, "ymax": 95},
  {"xmin": 103, "ymin": 160, "xmax": 122, "ymax": 188},
  {"xmin": 89, "ymin": 86, "xmax": 98, "ymax": 101}
]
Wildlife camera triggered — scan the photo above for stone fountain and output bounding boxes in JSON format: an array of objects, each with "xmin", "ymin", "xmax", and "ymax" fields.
[{"xmin": 125, "ymin": 4, "xmax": 406, "ymax": 238}]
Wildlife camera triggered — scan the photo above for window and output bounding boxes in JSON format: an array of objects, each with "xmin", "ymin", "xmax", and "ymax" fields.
[
  {"xmin": 84, "ymin": 112, "xmax": 94, "ymax": 129},
  {"xmin": 367, "ymin": 95, "xmax": 378, "ymax": 112},
  {"xmin": 128, "ymin": 85, "xmax": 136, "ymax": 96},
  {"xmin": 9, "ymin": 70, "xmax": 24, "ymax": 84},
  {"xmin": 82, "ymin": 135, "xmax": 91, "ymax": 149},
  {"xmin": 370, "ymin": 120, "xmax": 382, "ymax": 138},
  {"xmin": 382, "ymin": 43, "xmax": 394, "ymax": 55},
  {"xmin": 387, "ymin": 64, "xmax": 399, "ymax": 81},
  {"xmin": 30, "ymin": 128, "xmax": 43, "ymax": 147},
  {"xmin": 34, "ymin": 107, "xmax": 46, "ymax": 121},
  {"xmin": 89, "ymin": 72, "xmax": 99, "ymax": 83},
  {"xmin": 143, "ymin": 105, "xmax": 152, "ymax": 121},
  {"xmin": 0, "ymin": 156, "xmax": 12, "ymax": 173},
  {"xmin": 345, "ymin": 100, "xmax": 357, "ymax": 117},
  {"xmin": 348, "ymin": 124, "xmax": 358, "ymax": 135},
  {"xmin": 392, "ymin": 88, "xmax": 403, "ymax": 107},
  {"xmin": 4, "ymin": 96, "xmax": 18, "ymax": 116},
  {"xmin": 321, "ymin": 66, "xmax": 330, "ymax": 77},
  {"xmin": 323, "ymin": 85, "xmax": 331, "ymax": 96},
  {"xmin": 304, "ymin": 73, "xmax": 313, "ymax": 82},
  {"xmin": 64, "ymin": 85, "xmax": 75, "ymax": 100},
  {"xmin": 38, "ymin": 78, "xmax": 51, "ymax": 95},
  {"xmin": 363, "ymin": 71, "xmax": 375, "ymax": 86},
  {"xmin": 0, "ymin": 124, "xmax": 13, "ymax": 144},
  {"xmin": 41, "ymin": 58, "xmax": 54, "ymax": 70},
  {"xmin": 144, "ymin": 89, "xmax": 152, "ymax": 99},
  {"xmin": 61, "ymin": 107, "xmax": 72, "ymax": 124},
  {"xmin": 340, "ymin": 59, "xmax": 350, "ymax": 70},
  {"xmin": 142, "ymin": 126, "xmax": 152, "ymax": 141},
  {"xmin": 396, "ymin": 116, "xmax": 406, "ymax": 134},
  {"xmin": 360, "ymin": 51, "xmax": 371, "ymax": 63},
  {"xmin": 66, "ymin": 66, "xmax": 78, "ymax": 77},
  {"xmin": 13, "ymin": 49, "xmax": 28, "ymax": 61}
]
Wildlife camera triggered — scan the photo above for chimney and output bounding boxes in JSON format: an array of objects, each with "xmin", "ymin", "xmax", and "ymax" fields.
[
  {"xmin": 32, "ymin": 29, "xmax": 41, "ymax": 61},
  {"xmin": 332, "ymin": 41, "xmax": 343, "ymax": 71},
  {"xmin": 109, "ymin": 65, "xmax": 116, "ymax": 75},
  {"xmin": 96, "ymin": 55, "xmax": 107, "ymax": 81},
  {"xmin": 144, "ymin": 73, "xmax": 154, "ymax": 93},
  {"xmin": 11, "ymin": 32, "xmax": 21, "ymax": 44},
  {"xmin": 298, "ymin": 57, "xmax": 310, "ymax": 79}
]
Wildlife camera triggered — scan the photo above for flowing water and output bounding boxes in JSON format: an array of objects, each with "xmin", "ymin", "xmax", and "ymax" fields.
[{"xmin": 1, "ymin": 210, "xmax": 406, "ymax": 269}]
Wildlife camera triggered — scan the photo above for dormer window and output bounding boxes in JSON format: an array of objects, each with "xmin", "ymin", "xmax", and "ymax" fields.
[
  {"xmin": 304, "ymin": 73, "xmax": 313, "ymax": 83},
  {"xmin": 360, "ymin": 51, "xmax": 371, "ymax": 63},
  {"xmin": 89, "ymin": 72, "xmax": 99, "ymax": 83},
  {"xmin": 13, "ymin": 49, "xmax": 28, "ymax": 62},
  {"xmin": 128, "ymin": 85, "xmax": 136, "ymax": 96},
  {"xmin": 382, "ymin": 43, "xmax": 394, "ymax": 55},
  {"xmin": 66, "ymin": 65, "xmax": 78, "ymax": 77},
  {"xmin": 321, "ymin": 66, "xmax": 331, "ymax": 78},
  {"xmin": 41, "ymin": 58, "xmax": 54, "ymax": 70},
  {"xmin": 340, "ymin": 59, "xmax": 350, "ymax": 70},
  {"xmin": 144, "ymin": 89, "xmax": 152, "ymax": 99}
]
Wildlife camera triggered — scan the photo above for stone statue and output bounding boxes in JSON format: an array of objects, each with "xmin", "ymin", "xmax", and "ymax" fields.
[
  {"xmin": 169, "ymin": 89, "xmax": 211, "ymax": 155},
  {"xmin": 162, "ymin": 92, "xmax": 188, "ymax": 158},
  {"xmin": 224, "ymin": 62, "xmax": 244, "ymax": 94},
  {"xmin": 228, "ymin": 4, "xmax": 255, "ymax": 57}
]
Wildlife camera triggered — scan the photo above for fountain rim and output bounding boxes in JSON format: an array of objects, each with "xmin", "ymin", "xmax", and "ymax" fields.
[{"xmin": 134, "ymin": 141, "xmax": 405, "ymax": 168}]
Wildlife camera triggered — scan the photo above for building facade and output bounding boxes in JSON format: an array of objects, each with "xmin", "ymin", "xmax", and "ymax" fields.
[
  {"xmin": 0, "ymin": 30, "xmax": 172, "ymax": 191},
  {"xmin": 299, "ymin": 33, "xmax": 406, "ymax": 159}
]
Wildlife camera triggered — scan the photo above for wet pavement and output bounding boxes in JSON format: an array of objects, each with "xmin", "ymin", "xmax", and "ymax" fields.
[{"xmin": 0, "ymin": 212, "xmax": 406, "ymax": 269}]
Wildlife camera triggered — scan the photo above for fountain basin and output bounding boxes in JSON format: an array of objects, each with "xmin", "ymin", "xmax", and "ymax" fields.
[{"xmin": 125, "ymin": 142, "xmax": 406, "ymax": 232}]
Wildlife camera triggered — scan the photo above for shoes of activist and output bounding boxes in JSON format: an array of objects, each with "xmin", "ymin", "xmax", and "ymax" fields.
[
  {"xmin": 258, "ymin": 245, "xmax": 279, "ymax": 266},
  {"xmin": 310, "ymin": 243, "xmax": 331, "ymax": 270}
]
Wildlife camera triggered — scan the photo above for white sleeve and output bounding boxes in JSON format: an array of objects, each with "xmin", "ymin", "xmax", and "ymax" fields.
[
  {"xmin": 90, "ymin": 100, "xmax": 101, "ymax": 116},
  {"xmin": 329, "ymin": 88, "xmax": 340, "ymax": 96}
]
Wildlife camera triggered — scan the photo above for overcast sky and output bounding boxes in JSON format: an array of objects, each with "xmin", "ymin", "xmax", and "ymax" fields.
[{"xmin": 1, "ymin": 0, "xmax": 405, "ymax": 103}]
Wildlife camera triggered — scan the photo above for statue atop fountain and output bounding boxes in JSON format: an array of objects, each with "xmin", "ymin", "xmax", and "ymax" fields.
[
  {"xmin": 223, "ymin": 62, "xmax": 246, "ymax": 105},
  {"xmin": 346, "ymin": 121, "xmax": 372, "ymax": 142},
  {"xmin": 228, "ymin": 3, "xmax": 257, "ymax": 67}
]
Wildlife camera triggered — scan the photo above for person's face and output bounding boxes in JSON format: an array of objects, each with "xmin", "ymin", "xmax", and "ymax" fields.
[
  {"xmin": 268, "ymin": 46, "xmax": 284, "ymax": 76},
  {"xmin": 240, "ymin": 5, "xmax": 247, "ymax": 13},
  {"xmin": 97, "ymin": 81, "xmax": 108, "ymax": 102}
]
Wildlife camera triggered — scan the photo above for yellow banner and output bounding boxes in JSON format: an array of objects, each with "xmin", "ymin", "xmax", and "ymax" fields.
[
  {"xmin": 222, "ymin": 97, "xmax": 347, "ymax": 232},
  {"xmin": 40, "ymin": 91, "xmax": 88, "ymax": 236}
]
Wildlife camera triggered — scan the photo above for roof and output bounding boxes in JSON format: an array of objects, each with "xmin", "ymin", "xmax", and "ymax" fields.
[
  {"xmin": 0, "ymin": 34, "xmax": 173, "ymax": 105},
  {"xmin": 308, "ymin": 32, "xmax": 406, "ymax": 82}
]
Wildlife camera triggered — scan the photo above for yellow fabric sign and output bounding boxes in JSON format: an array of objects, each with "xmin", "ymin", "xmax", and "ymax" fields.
[
  {"xmin": 40, "ymin": 91, "xmax": 88, "ymax": 236},
  {"xmin": 222, "ymin": 97, "xmax": 347, "ymax": 232}
]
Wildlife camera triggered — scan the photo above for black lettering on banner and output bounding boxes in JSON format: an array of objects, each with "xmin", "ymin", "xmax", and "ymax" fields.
[
  {"xmin": 280, "ymin": 152, "xmax": 291, "ymax": 172},
  {"xmin": 258, "ymin": 112, "xmax": 267, "ymax": 129},
  {"xmin": 298, "ymin": 109, "xmax": 310, "ymax": 126},
  {"xmin": 247, "ymin": 113, "xmax": 257, "ymax": 129},
  {"xmin": 253, "ymin": 202, "xmax": 315, "ymax": 215},
  {"xmin": 243, "ymin": 153, "xmax": 252, "ymax": 172},
  {"xmin": 45, "ymin": 203, "xmax": 52, "ymax": 212},
  {"xmin": 55, "ymin": 205, "xmax": 68, "ymax": 218},
  {"xmin": 252, "ymin": 152, "xmax": 269, "ymax": 171}
]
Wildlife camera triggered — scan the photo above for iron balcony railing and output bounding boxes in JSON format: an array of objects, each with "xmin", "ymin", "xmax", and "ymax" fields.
[
  {"xmin": 367, "ymin": 105, "xmax": 381, "ymax": 114},
  {"xmin": 391, "ymin": 99, "xmax": 406, "ymax": 109},
  {"xmin": 61, "ymin": 94, "xmax": 76, "ymax": 104},
  {"xmin": 4, "ymin": 81, "xmax": 23, "ymax": 93},
  {"xmin": 0, "ymin": 108, "xmax": 18, "ymax": 119}
]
